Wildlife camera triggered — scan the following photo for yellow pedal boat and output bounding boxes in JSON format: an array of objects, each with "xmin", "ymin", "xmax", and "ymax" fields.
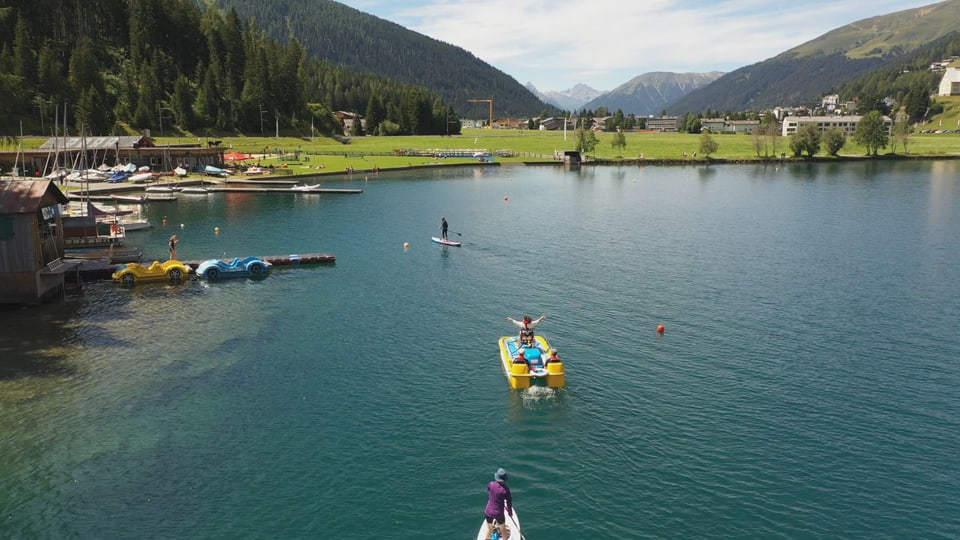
[{"xmin": 498, "ymin": 335, "xmax": 565, "ymax": 389}]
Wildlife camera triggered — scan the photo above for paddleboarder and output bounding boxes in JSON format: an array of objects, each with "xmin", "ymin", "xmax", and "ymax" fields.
[
  {"xmin": 440, "ymin": 217, "xmax": 449, "ymax": 240},
  {"xmin": 483, "ymin": 468, "xmax": 513, "ymax": 540}
]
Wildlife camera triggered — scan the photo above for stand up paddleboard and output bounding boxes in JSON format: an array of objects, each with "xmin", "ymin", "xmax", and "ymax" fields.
[
  {"xmin": 431, "ymin": 236, "xmax": 462, "ymax": 247},
  {"xmin": 475, "ymin": 507, "xmax": 521, "ymax": 540}
]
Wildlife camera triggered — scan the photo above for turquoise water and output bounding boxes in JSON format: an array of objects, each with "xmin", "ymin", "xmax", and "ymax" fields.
[{"xmin": 2, "ymin": 161, "xmax": 959, "ymax": 538}]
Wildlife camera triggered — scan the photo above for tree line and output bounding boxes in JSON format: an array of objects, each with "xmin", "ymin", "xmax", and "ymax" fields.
[{"xmin": 0, "ymin": 0, "xmax": 461, "ymax": 138}]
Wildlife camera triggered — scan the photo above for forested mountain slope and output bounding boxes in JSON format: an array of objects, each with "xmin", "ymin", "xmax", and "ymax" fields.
[
  {"xmin": 0, "ymin": 0, "xmax": 462, "ymax": 137},
  {"xmin": 209, "ymin": 0, "xmax": 553, "ymax": 118}
]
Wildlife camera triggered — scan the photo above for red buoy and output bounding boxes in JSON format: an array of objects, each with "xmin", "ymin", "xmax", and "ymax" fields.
[
  {"xmin": 657, "ymin": 324, "xmax": 665, "ymax": 334},
  {"xmin": 504, "ymin": 196, "xmax": 509, "ymax": 201}
]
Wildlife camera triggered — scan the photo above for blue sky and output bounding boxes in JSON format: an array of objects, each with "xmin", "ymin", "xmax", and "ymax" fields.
[{"xmin": 338, "ymin": 0, "xmax": 938, "ymax": 92}]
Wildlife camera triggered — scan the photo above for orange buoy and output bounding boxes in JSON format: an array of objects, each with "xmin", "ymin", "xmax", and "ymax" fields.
[
  {"xmin": 657, "ymin": 324, "xmax": 665, "ymax": 334},
  {"xmin": 403, "ymin": 242, "xmax": 410, "ymax": 249}
]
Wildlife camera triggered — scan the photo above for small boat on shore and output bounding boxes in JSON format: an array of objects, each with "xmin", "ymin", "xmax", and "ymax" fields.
[
  {"xmin": 107, "ymin": 171, "xmax": 130, "ymax": 183},
  {"xmin": 244, "ymin": 166, "xmax": 268, "ymax": 175},
  {"xmin": 498, "ymin": 335, "xmax": 565, "ymax": 388},
  {"xmin": 204, "ymin": 165, "xmax": 228, "ymax": 178},
  {"xmin": 129, "ymin": 172, "xmax": 153, "ymax": 183}
]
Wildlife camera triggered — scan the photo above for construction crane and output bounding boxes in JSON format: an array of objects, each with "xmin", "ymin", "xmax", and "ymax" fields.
[{"xmin": 468, "ymin": 98, "xmax": 494, "ymax": 128}]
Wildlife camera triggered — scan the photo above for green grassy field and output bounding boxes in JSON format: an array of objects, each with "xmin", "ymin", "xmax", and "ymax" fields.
[
  {"xmin": 172, "ymin": 128, "xmax": 960, "ymax": 172},
  {"xmin": 12, "ymin": 109, "xmax": 960, "ymax": 174}
]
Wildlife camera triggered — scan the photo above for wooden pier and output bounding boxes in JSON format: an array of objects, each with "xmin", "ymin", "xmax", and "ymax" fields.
[
  {"xmin": 67, "ymin": 252, "xmax": 336, "ymax": 281},
  {"xmin": 205, "ymin": 187, "xmax": 362, "ymax": 194}
]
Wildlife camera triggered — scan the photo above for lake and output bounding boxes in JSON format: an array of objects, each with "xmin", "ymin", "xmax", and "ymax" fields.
[{"xmin": 1, "ymin": 160, "xmax": 959, "ymax": 538}]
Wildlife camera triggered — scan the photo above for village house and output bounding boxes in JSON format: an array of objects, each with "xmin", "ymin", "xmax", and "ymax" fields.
[
  {"xmin": 538, "ymin": 117, "xmax": 573, "ymax": 131},
  {"xmin": 700, "ymin": 118, "xmax": 760, "ymax": 134},
  {"xmin": 938, "ymin": 66, "xmax": 960, "ymax": 96},
  {"xmin": 645, "ymin": 116, "xmax": 681, "ymax": 132}
]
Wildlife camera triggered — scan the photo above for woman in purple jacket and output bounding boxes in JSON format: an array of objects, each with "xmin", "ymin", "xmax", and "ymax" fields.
[{"xmin": 484, "ymin": 468, "xmax": 513, "ymax": 540}]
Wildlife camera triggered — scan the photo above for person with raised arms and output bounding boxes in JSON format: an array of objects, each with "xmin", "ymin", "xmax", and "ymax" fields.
[{"xmin": 507, "ymin": 315, "xmax": 545, "ymax": 349}]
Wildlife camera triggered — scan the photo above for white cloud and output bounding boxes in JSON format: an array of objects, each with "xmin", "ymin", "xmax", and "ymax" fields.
[{"xmin": 338, "ymin": 0, "xmax": 938, "ymax": 91}]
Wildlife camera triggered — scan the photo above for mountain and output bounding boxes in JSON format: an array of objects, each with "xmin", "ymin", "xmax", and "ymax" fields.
[
  {"xmin": 526, "ymin": 83, "xmax": 604, "ymax": 111},
  {"xmin": 210, "ymin": 0, "xmax": 554, "ymax": 118},
  {"xmin": 667, "ymin": 0, "xmax": 960, "ymax": 114},
  {"xmin": 582, "ymin": 72, "xmax": 724, "ymax": 116}
]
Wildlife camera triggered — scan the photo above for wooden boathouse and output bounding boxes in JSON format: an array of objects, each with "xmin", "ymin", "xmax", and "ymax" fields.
[
  {"xmin": 0, "ymin": 135, "xmax": 224, "ymax": 177},
  {"xmin": 0, "ymin": 179, "xmax": 82, "ymax": 304}
]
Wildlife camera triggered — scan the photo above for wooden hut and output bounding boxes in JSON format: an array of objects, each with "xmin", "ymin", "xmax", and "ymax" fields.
[{"xmin": 0, "ymin": 179, "xmax": 81, "ymax": 304}]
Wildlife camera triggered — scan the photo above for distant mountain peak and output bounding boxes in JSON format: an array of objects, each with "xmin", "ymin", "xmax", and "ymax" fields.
[
  {"xmin": 582, "ymin": 72, "xmax": 725, "ymax": 115},
  {"xmin": 527, "ymin": 82, "xmax": 605, "ymax": 111}
]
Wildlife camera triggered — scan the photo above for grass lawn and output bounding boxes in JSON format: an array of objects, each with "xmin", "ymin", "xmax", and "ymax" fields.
[
  {"xmin": 12, "ymin": 123, "xmax": 960, "ymax": 175},
  {"xmin": 191, "ymin": 129, "xmax": 960, "ymax": 172}
]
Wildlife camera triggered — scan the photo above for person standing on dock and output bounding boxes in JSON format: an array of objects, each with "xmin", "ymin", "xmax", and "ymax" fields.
[
  {"xmin": 440, "ymin": 217, "xmax": 449, "ymax": 240},
  {"xmin": 168, "ymin": 234, "xmax": 179, "ymax": 260}
]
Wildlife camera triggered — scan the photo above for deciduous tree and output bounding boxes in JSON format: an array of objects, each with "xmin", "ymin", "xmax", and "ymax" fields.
[
  {"xmin": 611, "ymin": 130, "xmax": 626, "ymax": 155},
  {"xmin": 791, "ymin": 123, "xmax": 821, "ymax": 157},
  {"xmin": 698, "ymin": 131, "xmax": 718, "ymax": 157},
  {"xmin": 823, "ymin": 127, "xmax": 845, "ymax": 156},
  {"xmin": 853, "ymin": 110, "xmax": 888, "ymax": 156}
]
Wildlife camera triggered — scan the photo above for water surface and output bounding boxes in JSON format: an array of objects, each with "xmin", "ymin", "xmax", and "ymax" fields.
[{"xmin": 2, "ymin": 160, "xmax": 959, "ymax": 538}]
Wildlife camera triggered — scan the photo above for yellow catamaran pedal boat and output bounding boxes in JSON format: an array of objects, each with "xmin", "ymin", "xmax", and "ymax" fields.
[{"xmin": 497, "ymin": 335, "xmax": 565, "ymax": 389}]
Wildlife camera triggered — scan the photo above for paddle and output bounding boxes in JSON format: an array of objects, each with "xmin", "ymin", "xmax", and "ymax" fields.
[
  {"xmin": 507, "ymin": 507, "xmax": 526, "ymax": 540},
  {"xmin": 449, "ymin": 230, "xmax": 463, "ymax": 236}
]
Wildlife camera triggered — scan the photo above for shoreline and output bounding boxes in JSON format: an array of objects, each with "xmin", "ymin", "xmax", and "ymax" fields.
[{"xmin": 9, "ymin": 151, "xmax": 960, "ymax": 196}]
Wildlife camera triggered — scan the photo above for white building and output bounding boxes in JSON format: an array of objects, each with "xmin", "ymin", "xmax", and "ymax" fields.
[
  {"xmin": 781, "ymin": 115, "xmax": 892, "ymax": 137},
  {"xmin": 938, "ymin": 67, "xmax": 960, "ymax": 96}
]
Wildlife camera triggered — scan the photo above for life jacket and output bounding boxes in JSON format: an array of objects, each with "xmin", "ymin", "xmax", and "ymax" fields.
[{"xmin": 518, "ymin": 326, "xmax": 534, "ymax": 345}]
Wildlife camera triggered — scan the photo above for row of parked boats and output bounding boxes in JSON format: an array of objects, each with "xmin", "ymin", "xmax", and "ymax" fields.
[{"xmin": 111, "ymin": 256, "xmax": 271, "ymax": 285}]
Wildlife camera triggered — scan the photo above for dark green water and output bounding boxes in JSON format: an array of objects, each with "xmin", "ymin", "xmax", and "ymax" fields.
[{"xmin": 2, "ymin": 161, "xmax": 959, "ymax": 538}]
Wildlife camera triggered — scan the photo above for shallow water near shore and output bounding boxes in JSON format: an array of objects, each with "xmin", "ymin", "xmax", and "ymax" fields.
[{"xmin": 2, "ymin": 160, "xmax": 959, "ymax": 538}]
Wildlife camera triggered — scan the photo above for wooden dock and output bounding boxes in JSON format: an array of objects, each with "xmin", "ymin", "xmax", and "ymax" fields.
[
  {"xmin": 68, "ymin": 252, "xmax": 335, "ymax": 281},
  {"xmin": 206, "ymin": 187, "xmax": 362, "ymax": 194}
]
